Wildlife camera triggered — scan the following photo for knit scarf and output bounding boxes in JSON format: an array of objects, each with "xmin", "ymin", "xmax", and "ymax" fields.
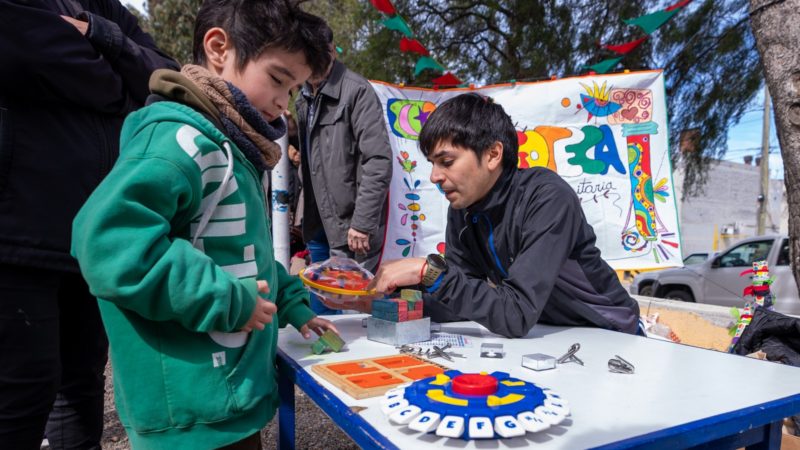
[{"xmin": 180, "ymin": 64, "xmax": 286, "ymax": 172}]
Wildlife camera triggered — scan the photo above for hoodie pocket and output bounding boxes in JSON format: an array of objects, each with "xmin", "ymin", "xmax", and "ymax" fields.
[
  {"xmin": 123, "ymin": 327, "xmax": 273, "ymax": 433},
  {"xmin": 0, "ymin": 107, "xmax": 13, "ymax": 197}
]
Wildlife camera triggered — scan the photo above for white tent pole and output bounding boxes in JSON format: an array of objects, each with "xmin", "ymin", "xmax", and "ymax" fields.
[{"xmin": 269, "ymin": 117, "xmax": 291, "ymax": 267}]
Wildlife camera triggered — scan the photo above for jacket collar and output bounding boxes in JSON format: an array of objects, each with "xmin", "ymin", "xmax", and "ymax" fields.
[
  {"xmin": 304, "ymin": 60, "xmax": 346, "ymax": 101},
  {"xmin": 466, "ymin": 167, "xmax": 517, "ymax": 216}
]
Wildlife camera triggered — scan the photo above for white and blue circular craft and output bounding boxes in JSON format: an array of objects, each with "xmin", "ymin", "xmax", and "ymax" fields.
[{"xmin": 381, "ymin": 370, "xmax": 570, "ymax": 439}]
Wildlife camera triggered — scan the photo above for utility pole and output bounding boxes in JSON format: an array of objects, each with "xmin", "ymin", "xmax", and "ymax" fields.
[{"xmin": 757, "ymin": 87, "xmax": 771, "ymax": 235}]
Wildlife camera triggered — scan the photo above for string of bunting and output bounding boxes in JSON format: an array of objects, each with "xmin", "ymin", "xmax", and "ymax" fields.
[
  {"xmin": 368, "ymin": 0, "xmax": 462, "ymax": 87},
  {"xmin": 587, "ymin": 0, "xmax": 693, "ymax": 74}
]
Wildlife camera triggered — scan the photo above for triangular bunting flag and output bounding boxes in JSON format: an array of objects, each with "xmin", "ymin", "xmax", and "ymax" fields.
[
  {"xmin": 666, "ymin": 0, "xmax": 692, "ymax": 12},
  {"xmin": 369, "ymin": 0, "xmax": 396, "ymax": 15},
  {"xmin": 603, "ymin": 36, "xmax": 647, "ymax": 54},
  {"xmin": 399, "ymin": 37, "xmax": 430, "ymax": 56},
  {"xmin": 432, "ymin": 72, "xmax": 462, "ymax": 86},
  {"xmin": 382, "ymin": 16, "xmax": 413, "ymax": 38},
  {"xmin": 624, "ymin": 9, "xmax": 679, "ymax": 34},
  {"xmin": 414, "ymin": 56, "xmax": 444, "ymax": 77},
  {"xmin": 586, "ymin": 57, "xmax": 623, "ymax": 74}
]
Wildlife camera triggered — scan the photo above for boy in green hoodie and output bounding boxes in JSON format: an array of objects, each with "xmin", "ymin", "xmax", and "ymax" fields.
[{"xmin": 71, "ymin": 1, "xmax": 337, "ymax": 448}]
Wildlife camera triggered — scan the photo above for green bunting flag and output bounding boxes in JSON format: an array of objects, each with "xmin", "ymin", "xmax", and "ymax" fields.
[
  {"xmin": 586, "ymin": 57, "xmax": 623, "ymax": 74},
  {"xmin": 624, "ymin": 8, "xmax": 680, "ymax": 34},
  {"xmin": 382, "ymin": 16, "xmax": 413, "ymax": 38},
  {"xmin": 414, "ymin": 56, "xmax": 444, "ymax": 77}
]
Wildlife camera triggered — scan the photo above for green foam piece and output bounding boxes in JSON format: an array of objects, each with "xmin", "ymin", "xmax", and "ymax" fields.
[
  {"xmin": 311, "ymin": 339, "xmax": 328, "ymax": 355},
  {"xmin": 319, "ymin": 330, "xmax": 345, "ymax": 352}
]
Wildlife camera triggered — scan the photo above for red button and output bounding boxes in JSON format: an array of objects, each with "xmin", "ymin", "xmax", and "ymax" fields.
[{"xmin": 451, "ymin": 374, "xmax": 498, "ymax": 396}]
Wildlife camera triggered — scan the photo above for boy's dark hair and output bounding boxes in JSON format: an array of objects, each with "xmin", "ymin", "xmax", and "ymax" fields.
[
  {"xmin": 419, "ymin": 93, "xmax": 518, "ymax": 171},
  {"xmin": 193, "ymin": 0, "xmax": 332, "ymax": 78}
]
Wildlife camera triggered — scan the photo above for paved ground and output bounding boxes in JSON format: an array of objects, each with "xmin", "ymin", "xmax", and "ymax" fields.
[{"xmin": 100, "ymin": 363, "xmax": 358, "ymax": 449}]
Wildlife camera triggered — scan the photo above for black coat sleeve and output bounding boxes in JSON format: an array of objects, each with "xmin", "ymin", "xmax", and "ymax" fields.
[
  {"xmin": 0, "ymin": 0, "xmax": 177, "ymax": 114},
  {"xmin": 429, "ymin": 180, "xmax": 582, "ymax": 338}
]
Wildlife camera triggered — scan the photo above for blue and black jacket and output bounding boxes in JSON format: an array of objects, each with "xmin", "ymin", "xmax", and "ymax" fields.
[{"xmin": 425, "ymin": 167, "xmax": 640, "ymax": 338}]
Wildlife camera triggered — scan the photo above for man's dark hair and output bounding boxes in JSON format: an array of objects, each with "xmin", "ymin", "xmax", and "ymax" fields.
[
  {"xmin": 419, "ymin": 93, "xmax": 518, "ymax": 171},
  {"xmin": 192, "ymin": 0, "xmax": 332, "ymax": 78}
]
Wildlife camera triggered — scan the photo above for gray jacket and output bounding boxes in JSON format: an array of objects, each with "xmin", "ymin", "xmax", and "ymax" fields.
[{"xmin": 296, "ymin": 61, "xmax": 392, "ymax": 250}]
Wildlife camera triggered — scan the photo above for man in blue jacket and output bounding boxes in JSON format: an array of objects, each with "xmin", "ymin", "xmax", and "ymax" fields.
[
  {"xmin": 0, "ymin": 1, "xmax": 177, "ymax": 447},
  {"xmin": 367, "ymin": 93, "xmax": 641, "ymax": 338}
]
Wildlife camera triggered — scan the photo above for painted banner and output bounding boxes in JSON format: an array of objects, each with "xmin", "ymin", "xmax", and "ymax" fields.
[{"xmin": 371, "ymin": 70, "xmax": 681, "ymax": 270}]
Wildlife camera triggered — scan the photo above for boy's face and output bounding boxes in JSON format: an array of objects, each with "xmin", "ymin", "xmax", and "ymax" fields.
[
  {"xmin": 220, "ymin": 48, "xmax": 311, "ymax": 123},
  {"xmin": 427, "ymin": 141, "xmax": 503, "ymax": 210}
]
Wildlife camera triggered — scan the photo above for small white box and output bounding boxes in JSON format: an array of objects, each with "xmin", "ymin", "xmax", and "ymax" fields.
[{"xmin": 522, "ymin": 353, "xmax": 556, "ymax": 371}]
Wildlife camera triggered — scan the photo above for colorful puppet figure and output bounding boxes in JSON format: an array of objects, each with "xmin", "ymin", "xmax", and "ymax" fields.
[{"xmin": 729, "ymin": 260, "xmax": 775, "ymax": 350}]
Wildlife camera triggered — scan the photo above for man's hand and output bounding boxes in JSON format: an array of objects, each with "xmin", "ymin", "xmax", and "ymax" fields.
[
  {"xmin": 287, "ymin": 144, "xmax": 301, "ymax": 167},
  {"xmin": 61, "ymin": 15, "xmax": 89, "ymax": 35},
  {"xmin": 241, "ymin": 280, "xmax": 277, "ymax": 332},
  {"xmin": 298, "ymin": 316, "xmax": 340, "ymax": 339},
  {"xmin": 347, "ymin": 228, "xmax": 370, "ymax": 254},
  {"xmin": 367, "ymin": 257, "xmax": 426, "ymax": 294}
]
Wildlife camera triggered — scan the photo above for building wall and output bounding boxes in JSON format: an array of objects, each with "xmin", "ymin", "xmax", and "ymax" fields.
[{"xmin": 673, "ymin": 159, "xmax": 787, "ymax": 257}]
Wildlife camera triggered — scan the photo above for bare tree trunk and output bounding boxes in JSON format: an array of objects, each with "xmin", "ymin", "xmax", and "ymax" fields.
[{"xmin": 749, "ymin": 0, "xmax": 800, "ymax": 293}]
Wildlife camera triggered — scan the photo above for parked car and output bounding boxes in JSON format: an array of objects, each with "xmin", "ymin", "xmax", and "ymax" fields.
[
  {"xmin": 631, "ymin": 235, "xmax": 800, "ymax": 316},
  {"xmin": 629, "ymin": 252, "xmax": 715, "ymax": 297}
]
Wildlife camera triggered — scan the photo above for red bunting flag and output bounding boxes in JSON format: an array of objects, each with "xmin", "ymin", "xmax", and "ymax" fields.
[
  {"xmin": 399, "ymin": 37, "xmax": 430, "ymax": 56},
  {"xmin": 603, "ymin": 36, "xmax": 648, "ymax": 54},
  {"xmin": 666, "ymin": 0, "xmax": 692, "ymax": 12},
  {"xmin": 369, "ymin": 0, "xmax": 396, "ymax": 15},
  {"xmin": 432, "ymin": 72, "xmax": 462, "ymax": 87}
]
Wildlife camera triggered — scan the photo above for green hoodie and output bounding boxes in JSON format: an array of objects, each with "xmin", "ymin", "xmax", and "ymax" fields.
[{"xmin": 72, "ymin": 90, "xmax": 315, "ymax": 449}]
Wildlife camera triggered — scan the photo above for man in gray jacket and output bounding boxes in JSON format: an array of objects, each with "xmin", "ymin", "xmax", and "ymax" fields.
[{"xmin": 295, "ymin": 25, "xmax": 392, "ymax": 314}]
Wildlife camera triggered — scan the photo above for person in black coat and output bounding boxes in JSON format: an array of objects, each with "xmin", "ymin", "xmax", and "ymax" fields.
[
  {"xmin": 365, "ymin": 93, "xmax": 641, "ymax": 339},
  {"xmin": 0, "ymin": 1, "xmax": 178, "ymax": 447}
]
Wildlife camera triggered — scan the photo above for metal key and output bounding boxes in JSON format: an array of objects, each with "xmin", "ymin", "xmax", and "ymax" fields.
[
  {"xmin": 608, "ymin": 355, "xmax": 635, "ymax": 374},
  {"xmin": 557, "ymin": 343, "xmax": 584, "ymax": 365}
]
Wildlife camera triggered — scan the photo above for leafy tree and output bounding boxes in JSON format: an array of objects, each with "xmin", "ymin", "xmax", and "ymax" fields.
[
  {"xmin": 136, "ymin": 0, "xmax": 764, "ymax": 197},
  {"xmin": 132, "ymin": 0, "xmax": 199, "ymax": 65},
  {"xmin": 748, "ymin": 0, "xmax": 800, "ymax": 292}
]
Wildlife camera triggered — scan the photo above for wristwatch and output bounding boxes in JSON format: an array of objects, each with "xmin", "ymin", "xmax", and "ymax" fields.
[{"xmin": 422, "ymin": 254, "xmax": 448, "ymax": 287}]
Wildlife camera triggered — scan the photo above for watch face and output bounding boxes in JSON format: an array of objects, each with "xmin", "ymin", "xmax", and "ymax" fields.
[{"xmin": 428, "ymin": 253, "xmax": 446, "ymax": 270}]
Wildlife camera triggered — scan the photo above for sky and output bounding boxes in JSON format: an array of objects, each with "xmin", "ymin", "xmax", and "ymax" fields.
[{"xmin": 124, "ymin": 0, "xmax": 784, "ymax": 180}]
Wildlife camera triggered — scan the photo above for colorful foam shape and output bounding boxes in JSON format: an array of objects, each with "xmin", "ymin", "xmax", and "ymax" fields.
[
  {"xmin": 516, "ymin": 411, "xmax": 550, "ymax": 433},
  {"xmin": 381, "ymin": 398, "xmax": 409, "ymax": 415},
  {"xmin": 494, "ymin": 415, "xmax": 527, "ymax": 438},
  {"xmin": 468, "ymin": 417, "xmax": 494, "ymax": 439},
  {"xmin": 390, "ymin": 405, "xmax": 422, "ymax": 424},
  {"xmin": 534, "ymin": 405, "xmax": 567, "ymax": 426},
  {"xmin": 436, "ymin": 415, "xmax": 465, "ymax": 438},
  {"xmin": 408, "ymin": 411, "xmax": 441, "ymax": 433}
]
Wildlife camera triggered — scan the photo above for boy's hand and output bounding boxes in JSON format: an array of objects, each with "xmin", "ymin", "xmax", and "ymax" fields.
[
  {"xmin": 241, "ymin": 280, "xmax": 277, "ymax": 332},
  {"xmin": 367, "ymin": 258, "xmax": 426, "ymax": 294},
  {"xmin": 298, "ymin": 317, "xmax": 339, "ymax": 339}
]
